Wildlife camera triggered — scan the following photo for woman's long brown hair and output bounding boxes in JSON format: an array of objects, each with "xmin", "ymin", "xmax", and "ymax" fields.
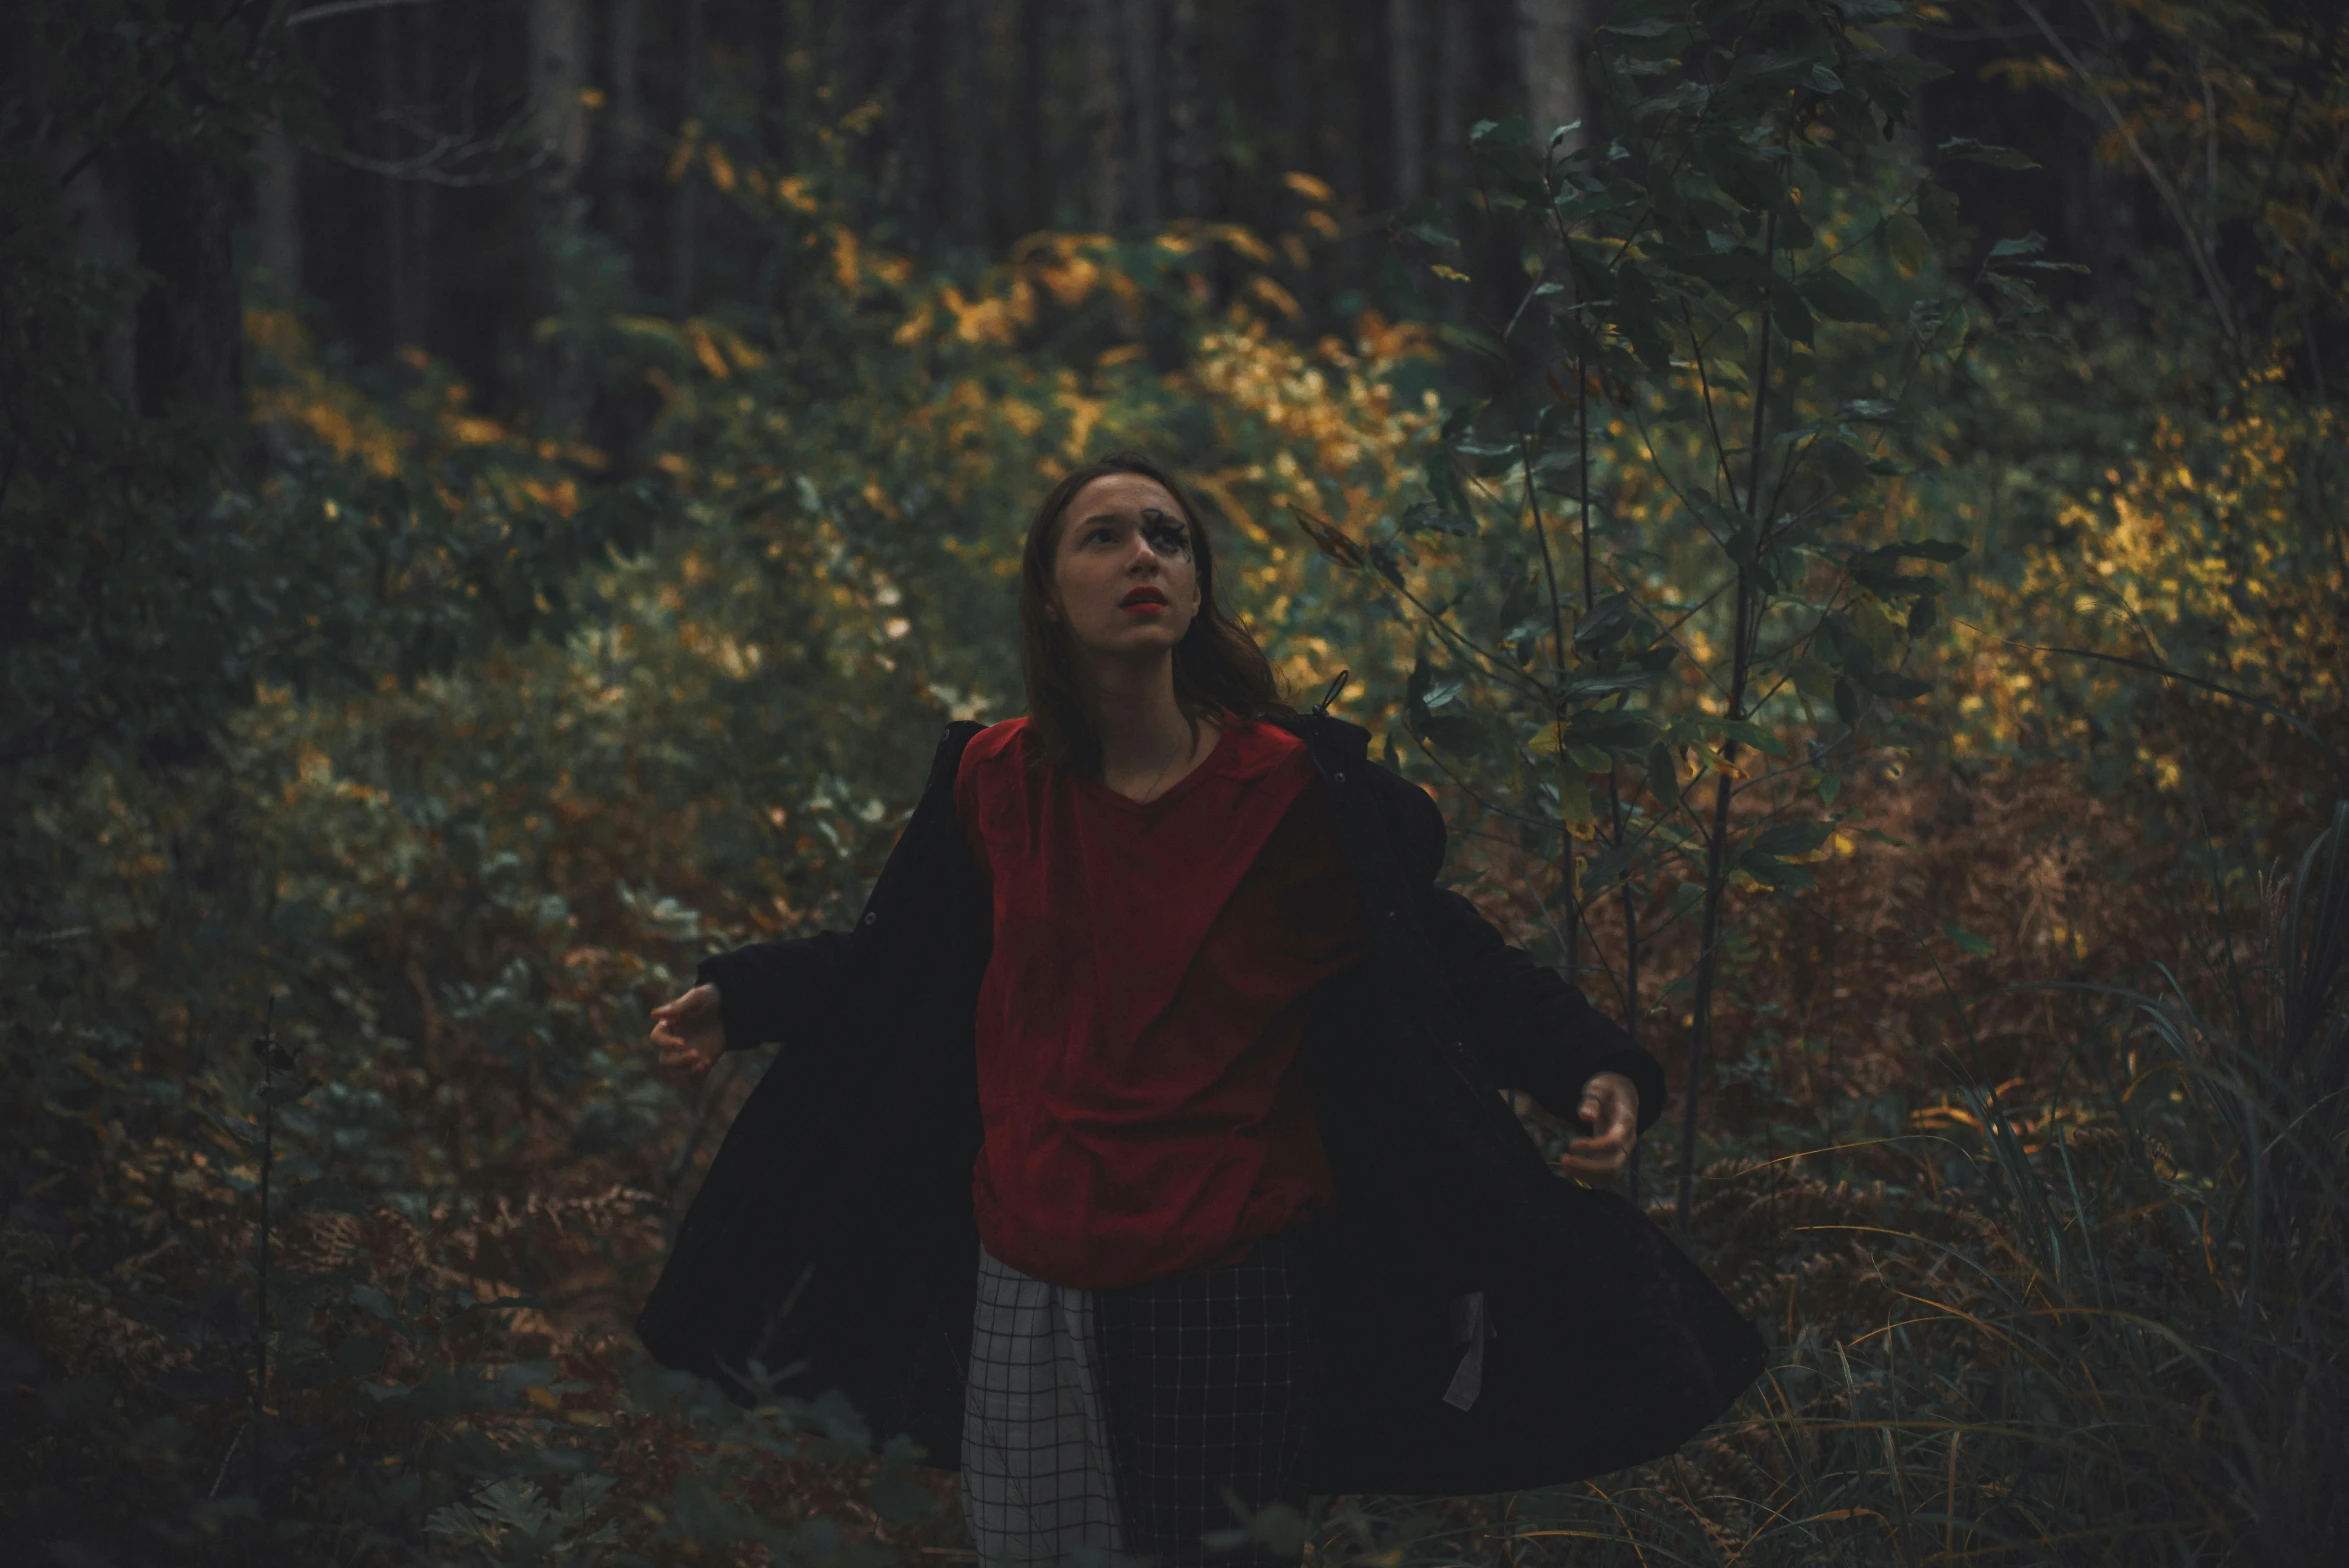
[{"xmin": 1017, "ymin": 453, "xmax": 1290, "ymax": 772}]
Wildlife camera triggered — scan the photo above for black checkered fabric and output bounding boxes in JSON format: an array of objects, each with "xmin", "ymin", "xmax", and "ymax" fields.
[
  {"xmin": 1093, "ymin": 1230, "xmax": 1324, "ymax": 1567},
  {"xmin": 958, "ymin": 1235, "xmax": 1324, "ymax": 1567}
]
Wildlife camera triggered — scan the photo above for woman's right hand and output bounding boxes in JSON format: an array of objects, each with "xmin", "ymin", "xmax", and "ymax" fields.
[{"xmin": 649, "ymin": 983, "xmax": 725, "ymax": 1079}]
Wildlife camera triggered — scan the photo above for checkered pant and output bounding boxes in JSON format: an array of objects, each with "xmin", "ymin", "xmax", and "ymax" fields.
[{"xmin": 960, "ymin": 1233, "xmax": 1323, "ymax": 1567}]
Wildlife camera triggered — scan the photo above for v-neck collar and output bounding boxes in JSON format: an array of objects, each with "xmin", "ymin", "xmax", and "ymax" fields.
[{"xmin": 1075, "ymin": 720, "xmax": 1233, "ymax": 813}]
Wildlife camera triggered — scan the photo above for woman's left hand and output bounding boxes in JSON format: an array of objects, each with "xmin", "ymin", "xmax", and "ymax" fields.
[{"xmin": 1557, "ymin": 1070, "xmax": 1639, "ymax": 1178}]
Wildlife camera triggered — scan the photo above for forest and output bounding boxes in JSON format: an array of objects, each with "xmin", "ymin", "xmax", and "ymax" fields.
[{"xmin": 2, "ymin": 0, "xmax": 2344, "ymax": 1562}]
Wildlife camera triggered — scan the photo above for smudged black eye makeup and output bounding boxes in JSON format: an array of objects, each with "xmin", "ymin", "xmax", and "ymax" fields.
[{"xmin": 1139, "ymin": 508, "xmax": 1192, "ymax": 559}]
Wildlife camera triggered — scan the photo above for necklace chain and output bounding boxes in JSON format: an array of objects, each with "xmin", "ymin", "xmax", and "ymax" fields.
[{"xmin": 1133, "ymin": 732, "xmax": 1187, "ymax": 802}]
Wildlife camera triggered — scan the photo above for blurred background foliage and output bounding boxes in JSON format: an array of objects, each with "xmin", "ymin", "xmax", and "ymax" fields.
[{"xmin": 2, "ymin": 0, "xmax": 2344, "ymax": 1563}]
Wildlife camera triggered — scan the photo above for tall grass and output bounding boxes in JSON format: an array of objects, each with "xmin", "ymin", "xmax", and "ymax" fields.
[{"xmin": 1316, "ymin": 802, "xmax": 2349, "ymax": 1568}]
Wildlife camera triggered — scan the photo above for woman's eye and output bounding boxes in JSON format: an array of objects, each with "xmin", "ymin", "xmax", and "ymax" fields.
[{"xmin": 1139, "ymin": 510, "xmax": 1191, "ymax": 557}]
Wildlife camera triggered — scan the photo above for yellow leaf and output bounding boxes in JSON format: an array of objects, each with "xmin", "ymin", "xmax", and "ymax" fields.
[
  {"xmin": 1885, "ymin": 213, "xmax": 1928, "ymax": 277},
  {"xmin": 1431, "ymin": 264, "xmax": 1472, "ymax": 283},
  {"xmin": 686, "ymin": 323, "xmax": 730, "ymax": 379},
  {"xmin": 523, "ymin": 1384, "xmax": 559, "ymax": 1411},
  {"xmin": 1282, "ymin": 170, "xmax": 1335, "ymax": 204},
  {"xmin": 1559, "ymin": 775, "xmax": 1595, "ymax": 836}
]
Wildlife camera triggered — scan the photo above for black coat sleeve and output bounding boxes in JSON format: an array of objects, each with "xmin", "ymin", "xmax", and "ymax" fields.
[
  {"xmin": 695, "ymin": 930, "xmax": 853, "ymax": 1055},
  {"xmin": 1368, "ymin": 765, "xmax": 1667, "ymax": 1131}
]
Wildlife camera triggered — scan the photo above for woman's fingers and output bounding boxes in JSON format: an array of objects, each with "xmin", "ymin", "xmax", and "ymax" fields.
[
  {"xmin": 1559, "ymin": 1130, "xmax": 1631, "ymax": 1175},
  {"xmin": 648, "ymin": 986, "xmax": 722, "ymax": 1078},
  {"xmin": 649, "ymin": 984, "xmax": 715, "ymax": 1021},
  {"xmin": 1558, "ymin": 1072, "xmax": 1639, "ymax": 1176}
]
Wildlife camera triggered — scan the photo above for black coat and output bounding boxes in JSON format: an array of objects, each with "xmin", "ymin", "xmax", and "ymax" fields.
[{"xmin": 636, "ymin": 712, "xmax": 1763, "ymax": 1495}]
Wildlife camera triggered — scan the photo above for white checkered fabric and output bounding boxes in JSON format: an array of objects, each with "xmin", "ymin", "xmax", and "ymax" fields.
[
  {"xmin": 961, "ymin": 1244, "xmax": 1128, "ymax": 1566},
  {"xmin": 959, "ymin": 1236, "xmax": 1322, "ymax": 1567}
]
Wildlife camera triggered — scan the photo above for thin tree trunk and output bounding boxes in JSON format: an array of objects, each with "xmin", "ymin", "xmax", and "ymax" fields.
[
  {"xmin": 411, "ymin": 17, "xmax": 437, "ymax": 349},
  {"xmin": 133, "ymin": 146, "xmax": 242, "ymax": 421},
  {"xmin": 1676, "ymin": 210, "xmax": 1777, "ymax": 1230},
  {"xmin": 1434, "ymin": 0, "xmax": 1470, "ymax": 187},
  {"xmin": 671, "ymin": 0, "xmax": 707, "ymax": 312},
  {"xmin": 531, "ymin": 0, "xmax": 590, "ymax": 430},
  {"xmin": 1583, "ymin": 365, "xmax": 1645, "ymax": 1204},
  {"xmin": 608, "ymin": 0, "xmax": 643, "ymax": 269},
  {"xmin": 1124, "ymin": 0, "xmax": 1161, "ymax": 227},
  {"xmin": 1517, "ymin": 0, "xmax": 1587, "ymax": 159},
  {"xmin": 377, "ymin": 8, "xmax": 410, "ymax": 351},
  {"xmin": 1083, "ymin": 0, "xmax": 1123, "ymax": 230},
  {"xmin": 950, "ymin": 0, "xmax": 989, "ymax": 246},
  {"xmin": 1167, "ymin": 0, "xmax": 1206, "ymax": 218},
  {"xmin": 26, "ymin": 28, "xmax": 139, "ymax": 404},
  {"xmin": 1526, "ymin": 440, "xmax": 1577, "ymax": 977},
  {"xmin": 1007, "ymin": 0, "xmax": 1046, "ymax": 237},
  {"xmin": 1388, "ymin": 0, "xmax": 1423, "ymax": 206},
  {"xmin": 255, "ymin": 123, "xmax": 301, "ymax": 299}
]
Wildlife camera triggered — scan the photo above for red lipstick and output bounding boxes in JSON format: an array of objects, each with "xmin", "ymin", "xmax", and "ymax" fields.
[{"xmin": 1119, "ymin": 586, "xmax": 1169, "ymax": 611}]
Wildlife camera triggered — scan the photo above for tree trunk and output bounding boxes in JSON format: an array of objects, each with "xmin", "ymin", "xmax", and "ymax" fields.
[
  {"xmin": 949, "ymin": 0, "xmax": 989, "ymax": 247},
  {"xmin": 1005, "ymin": 0, "xmax": 1046, "ymax": 238},
  {"xmin": 531, "ymin": 0, "xmax": 590, "ymax": 430},
  {"xmin": 1434, "ymin": 0, "xmax": 1471, "ymax": 188},
  {"xmin": 132, "ymin": 146, "xmax": 242, "ymax": 424},
  {"xmin": 1677, "ymin": 210, "xmax": 1778, "ymax": 1231},
  {"xmin": 377, "ymin": 8, "xmax": 411, "ymax": 352},
  {"xmin": 1517, "ymin": 0, "xmax": 1587, "ymax": 159},
  {"xmin": 1388, "ymin": 0, "xmax": 1424, "ymax": 207},
  {"xmin": 72, "ymin": 152, "xmax": 141, "ymax": 407},
  {"xmin": 1082, "ymin": 0, "xmax": 1123, "ymax": 230},
  {"xmin": 1167, "ymin": 0, "xmax": 1206, "ymax": 218},
  {"xmin": 1123, "ymin": 0, "xmax": 1161, "ymax": 227},
  {"xmin": 410, "ymin": 16, "xmax": 437, "ymax": 350},
  {"xmin": 671, "ymin": 0, "xmax": 707, "ymax": 312},
  {"xmin": 608, "ymin": 0, "xmax": 644, "ymax": 271},
  {"xmin": 255, "ymin": 123, "xmax": 301, "ymax": 300}
]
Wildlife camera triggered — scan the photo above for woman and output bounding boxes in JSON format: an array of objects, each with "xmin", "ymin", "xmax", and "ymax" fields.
[{"xmin": 639, "ymin": 455, "xmax": 1761, "ymax": 1566}]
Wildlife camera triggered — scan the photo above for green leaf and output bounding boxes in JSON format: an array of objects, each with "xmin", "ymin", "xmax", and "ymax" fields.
[
  {"xmin": 1419, "ymin": 712, "xmax": 1484, "ymax": 753},
  {"xmin": 1915, "ymin": 180, "xmax": 1962, "ymax": 245},
  {"xmin": 1938, "ymin": 136, "xmax": 2039, "ymax": 171},
  {"xmin": 1701, "ymin": 135, "xmax": 1787, "ymax": 216},
  {"xmin": 1801, "ymin": 267, "xmax": 1883, "ymax": 324},
  {"xmin": 1883, "ymin": 213, "xmax": 1928, "ymax": 276},
  {"xmin": 1562, "ymin": 706, "xmax": 1656, "ymax": 752},
  {"xmin": 1767, "ymin": 277, "xmax": 1816, "ymax": 345},
  {"xmin": 1436, "ymin": 323, "xmax": 1507, "ymax": 362},
  {"xmin": 1854, "ymin": 667, "xmax": 1933, "ymax": 700},
  {"xmin": 1943, "ymin": 922, "xmax": 1995, "ymax": 957},
  {"xmin": 1833, "ymin": 675, "xmax": 1862, "ymax": 724},
  {"xmin": 1988, "ymin": 231, "xmax": 2049, "ymax": 260},
  {"xmin": 1647, "ymin": 743, "xmax": 1682, "ymax": 809},
  {"xmin": 1751, "ymin": 821, "xmax": 1832, "ymax": 859},
  {"xmin": 1712, "ymin": 718, "xmax": 1791, "ymax": 757},
  {"xmin": 1557, "ymin": 670, "xmax": 1662, "ymax": 704},
  {"xmin": 1573, "ymin": 594, "xmax": 1636, "ymax": 653}
]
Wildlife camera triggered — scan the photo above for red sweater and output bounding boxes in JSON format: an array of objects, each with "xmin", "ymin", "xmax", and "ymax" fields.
[{"xmin": 954, "ymin": 717, "xmax": 1365, "ymax": 1289}]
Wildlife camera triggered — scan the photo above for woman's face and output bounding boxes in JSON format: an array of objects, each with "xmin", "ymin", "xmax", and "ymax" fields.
[{"xmin": 1047, "ymin": 473, "xmax": 1204, "ymax": 660}]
